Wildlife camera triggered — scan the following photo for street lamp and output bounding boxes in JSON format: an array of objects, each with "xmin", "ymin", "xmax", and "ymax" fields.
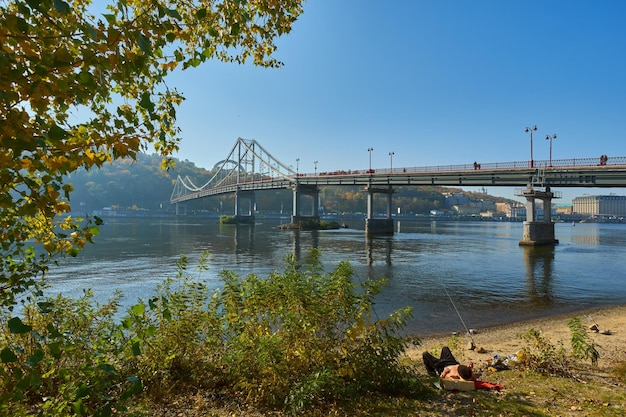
[
  {"xmin": 545, "ymin": 134, "xmax": 557, "ymax": 167},
  {"xmin": 314, "ymin": 160, "xmax": 318, "ymax": 175},
  {"xmin": 524, "ymin": 125, "xmax": 537, "ymax": 168},
  {"xmin": 367, "ymin": 147, "xmax": 374, "ymax": 172},
  {"xmin": 296, "ymin": 158, "xmax": 299, "ymax": 175},
  {"xmin": 389, "ymin": 151, "xmax": 395, "ymax": 172}
]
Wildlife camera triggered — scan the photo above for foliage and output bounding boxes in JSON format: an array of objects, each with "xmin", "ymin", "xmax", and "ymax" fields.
[
  {"xmin": 0, "ymin": 0, "xmax": 304, "ymax": 307},
  {"xmin": 214, "ymin": 249, "xmax": 419, "ymax": 411},
  {"xmin": 219, "ymin": 215, "xmax": 237, "ymax": 224},
  {"xmin": 0, "ymin": 290, "xmax": 141, "ymax": 416},
  {"xmin": 514, "ymin": 319, "xmax": 602, "ymax": 378},
  {"xmin": 514, "ymin": 328, "xmax": 573, "ymax": 377},
  {"xmin": 1, "ymin": 250, "xmax": 421, "ymax": 415},
  {"xmin": 568, "ymin": 317, "xmax": 600, "ymax": 366}
]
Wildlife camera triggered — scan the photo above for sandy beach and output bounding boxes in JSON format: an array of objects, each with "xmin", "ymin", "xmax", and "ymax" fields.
[{"xmin": 407, "ymin": 304, "xmax": 626, "ymax": 374}]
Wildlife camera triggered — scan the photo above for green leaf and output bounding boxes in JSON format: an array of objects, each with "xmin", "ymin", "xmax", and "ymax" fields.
[
  {"xmin": 53, "ymin": 0, "xmax": 71, "ymax": 14},
  {"xmin": 166, "ymin": 8, "xmax": 182, "ymax": 20},
  {"xmin": 131, "ymin": 341, "xmax": 141, "ymax": 356},
  {"xmin": 37, "ymin": 301, "xmax": 54, "ymax": 313},
  {"xmin": 8, "ymin": 317, "xmax": 32, "ymax": 334},
  {"xmin": 48, "ymin": 124, "xmax": 69, "ymax": 141},
  {"xmin": 137, "ymin": 32, "xmax": 152, "ymax": 56},
  {"xmin": 120, "ymin": 375, "xmax": 143, "ymax": 400},
  {"xmin": 1, "ymin": 347, "xmax": 18, "ymax": 363},
  {"xmin": 47, "ymin": 323, "xmax": 62, "ymax": 338},
  {"xmin": 26, "ymin": 349, "xmax": 45, "ymax": 367},
  {"xmin": 131, "ymin": 303, "xmax": 145, "ymax": 316},
  {"xmin": 196, "ymin": 8, "xmax": 207, "ymax": 19},
  {"xmin": 99, "ymin": 363, "xmax": 117, "ymax": 375},
  {"xmin": 48, "ymin": 342, "xmax": 62, "ymax": 359},
  {"xmin": 138, "ymin": 92, "xmax": 154, "ymax": 112},
  {"xmin": 144, "ymin": 324, "xmax": 157, "ymax": 338},
  {"xmin": 78, "ymin": 70, "xmax": 96, "ymax": 88}
]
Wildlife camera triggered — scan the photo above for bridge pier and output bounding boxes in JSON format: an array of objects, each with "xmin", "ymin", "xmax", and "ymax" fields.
[
  {"xmin": 365, "ymin": 186, "xmax": 394, "ymax": 236},
  {"xmin": 235, "ymin": 190, "xmax": 255, "ymax": 223},
  {"xmin": 291, "ymin": 183, "xmax": 319, "ymax": 224},
  {"xmin": 516, "ymin": 186, "xmax": 560, "ymax": 246}
]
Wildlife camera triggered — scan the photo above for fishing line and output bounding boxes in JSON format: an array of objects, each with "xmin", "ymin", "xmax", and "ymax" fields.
[{"xmin": 440, "ymin": 281, "xmax": 476, "ymax": 347}]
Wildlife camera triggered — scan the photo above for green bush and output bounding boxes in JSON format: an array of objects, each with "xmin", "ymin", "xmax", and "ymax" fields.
[
  {"xmin": 568, "ymin": 317, "xmax": 599, "ymax": 366},
  {"xmin": 0, "ymin": 290, "xmax": 140, "ymax": 416},
  {"xmin": 1, "ymin": 249, "xmax": 421, "ymax": 415},
  {"xmin": 515, "ymin": 328, "xmax": 572, "ymax": 377}
]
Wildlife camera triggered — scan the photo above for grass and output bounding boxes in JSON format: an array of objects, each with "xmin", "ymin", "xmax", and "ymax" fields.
[{"xmin": 133, "ymin": 359, "xmax": 626, "ymax": 416}]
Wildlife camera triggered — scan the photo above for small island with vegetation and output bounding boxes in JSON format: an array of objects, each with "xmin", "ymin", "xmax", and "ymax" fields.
[{"xmin": 278, "ymin": 219, "xmax": 345, "ymax": 231}]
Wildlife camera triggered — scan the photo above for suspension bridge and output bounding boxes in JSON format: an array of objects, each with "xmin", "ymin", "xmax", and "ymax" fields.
[{"xmin": 170, "ymin": 137, "xmax": 626, "ymax": 244}]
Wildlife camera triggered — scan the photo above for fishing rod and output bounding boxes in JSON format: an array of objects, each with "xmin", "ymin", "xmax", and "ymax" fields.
[{"xmin": 441, "ymin": 283, "xmax": 476, "ymax": 348}]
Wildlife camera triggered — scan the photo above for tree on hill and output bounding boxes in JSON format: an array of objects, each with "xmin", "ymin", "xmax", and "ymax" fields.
[
  {"xmin": 0, "ymin": 0, "xmax": 304, "ymax": 307},
  {"xmin": 68, "ymin": 153, "xmax": 213, "ymax": 211}
]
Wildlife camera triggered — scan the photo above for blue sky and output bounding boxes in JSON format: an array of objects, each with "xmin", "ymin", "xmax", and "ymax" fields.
[{"xmin": 170, "ymin": 0, "xmax": 626, "ymax": 203}]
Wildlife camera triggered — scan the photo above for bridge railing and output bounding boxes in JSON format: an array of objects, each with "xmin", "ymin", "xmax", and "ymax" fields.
[{"xmin": 312, "ymin": 156, "xmax": 626, "ymax": 177}]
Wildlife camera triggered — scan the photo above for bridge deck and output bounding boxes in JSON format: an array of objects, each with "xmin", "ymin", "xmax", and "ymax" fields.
[{"xmin": 171, "ymin": 156, "xmax": 626, "ymax": 204}]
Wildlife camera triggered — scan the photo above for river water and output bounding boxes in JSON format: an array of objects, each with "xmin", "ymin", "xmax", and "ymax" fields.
[{"xmin": 45, "ymin": 217, "xmax": 626, "ymax": 336}]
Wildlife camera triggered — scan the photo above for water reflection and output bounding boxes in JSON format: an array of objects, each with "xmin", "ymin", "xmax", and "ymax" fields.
[
  {"xmin": 522, "ymin": 246, "xmax": 555, "ymax": 304},
  {"xmin": 233, "ymin": 224, "xmax": 255, "ymax": 253},
  {"xmin": 365, "ymin": 236, "xmax": 393, "ymax": 265}
]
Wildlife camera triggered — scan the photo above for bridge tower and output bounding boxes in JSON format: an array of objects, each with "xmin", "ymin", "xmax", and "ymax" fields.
[
  {"xmin": 365, "ymin": 185, "xmax": 394, "ymax": 235},
  {"xmin": 516, "ymin": 170, "xmax": 561, "ymax": 246}
]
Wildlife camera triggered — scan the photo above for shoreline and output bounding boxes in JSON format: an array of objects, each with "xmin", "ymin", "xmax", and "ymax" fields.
[
  {"xmin": 413, "ymin": 303, "xmax": 626, "ymax": 340},
  {"xmin": 407, "ymin": 303, "xmax": 626, "ymax": 373}
]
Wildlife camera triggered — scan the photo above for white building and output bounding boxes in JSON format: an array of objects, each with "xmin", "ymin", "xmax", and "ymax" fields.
[{"xmin": 572, "ymin": 195, "xmax": 626, "ymax": 216}]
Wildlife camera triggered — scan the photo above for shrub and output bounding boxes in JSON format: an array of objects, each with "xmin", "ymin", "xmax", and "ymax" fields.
[
  {"xmin": 568, "ymin": 317, "xmax": 599, "ymax": 366},
  {"xmin": 1, "ymin": 249, "xmax": 421, "ymax": 415},
  {"xmin": 514, "ymin": 328, "xmax": 572, "ymax": 377},
  {"xmin": 215, "ymin": 249, "xmax": 420, "ymax": 410},
  {"xmin": 0, "ymin": 290, "xmax": 140, "ymax": 416}
]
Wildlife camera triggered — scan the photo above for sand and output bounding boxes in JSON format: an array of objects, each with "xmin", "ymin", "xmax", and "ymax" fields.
[{"xmin": 407, "ymin": 304, "xmax": 626, "ymax": 372}]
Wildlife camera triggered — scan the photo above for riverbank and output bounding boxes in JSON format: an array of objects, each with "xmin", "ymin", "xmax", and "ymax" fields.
[
  {"xmin": 408, "ymin": 303, "xmax": 626, "ymax": 375},
  {"xmin": 146, "ymin": 304, "xmax": 626, "ymax": 416}
]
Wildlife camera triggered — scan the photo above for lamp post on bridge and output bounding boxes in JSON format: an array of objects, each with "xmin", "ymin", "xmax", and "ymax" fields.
[
  {"xmin": 524, "ymin": 125, "xmax": 537, "ymax": 168},
  {"xmin": 389, "ymin": 151, "xmax": 394, "ymax": 172},
  {"xmin": 545, "ymin": 134, "xmax": 557, "ymax": 167},
  {"xmin": 367, "ymin": 147, "xmax": 374, "ymax": 173},
  {"xmin": 314, "ymin": 160, "xmax": 318, "ymax": 176},
  {"xmin": 296, "ymin": 158, "xmax": 300, "ymax": 175}
]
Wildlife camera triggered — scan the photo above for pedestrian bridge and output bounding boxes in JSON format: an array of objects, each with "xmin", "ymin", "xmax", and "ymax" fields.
[{"xmin": 170, "ymin": 138, "xmax": 626, "ymax": 243}]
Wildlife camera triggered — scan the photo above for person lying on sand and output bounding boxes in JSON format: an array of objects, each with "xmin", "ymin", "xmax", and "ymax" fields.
[{"xmin": 422, "ymin": 346, "xmax": 475, "ymax": 380}]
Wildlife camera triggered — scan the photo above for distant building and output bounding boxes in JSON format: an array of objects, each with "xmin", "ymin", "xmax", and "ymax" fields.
[
  {"xmin": 572, "ymin": 195, "xmax": 626, "ymax": 216},
  {"xmin": 554, "ymin": 205, "xmax": 572, "ymax": 215},
  {"xmin": 495, "ymin": 202, "xmax": 526, "ymax": 218},
  {"xmin": 444, "ymin": 192, "xmax": 469, "ymax": 208}
]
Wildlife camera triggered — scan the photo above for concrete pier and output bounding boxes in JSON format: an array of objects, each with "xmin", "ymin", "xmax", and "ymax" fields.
[
  {"xmin": 365, "ymin": 186, "xmax": 394, "ymax": 235},
  {"xmin": 516, "ymin": 186, "xmax": 560, "ymax": 246},
  {"xmin": 290, "ymin": 183, "xmax": 320, "ymax": 225},
  {"xmin": 365, "ymin": 218, "xmax": 394, "ymax": 235},
  {"xmin": 235, "ymin": 190, "xmax": 255, "ymax": 223}
]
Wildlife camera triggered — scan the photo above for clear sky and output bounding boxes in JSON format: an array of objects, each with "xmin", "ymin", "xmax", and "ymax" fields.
[{"xmin": 169, "ymin": 0, "xmax": 626, "ymax": 204}]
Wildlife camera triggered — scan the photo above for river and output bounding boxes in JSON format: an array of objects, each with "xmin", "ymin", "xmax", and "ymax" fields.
[{"xmin": 45, "ymin": 217, "xmax": 626, "ymax": 336}]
